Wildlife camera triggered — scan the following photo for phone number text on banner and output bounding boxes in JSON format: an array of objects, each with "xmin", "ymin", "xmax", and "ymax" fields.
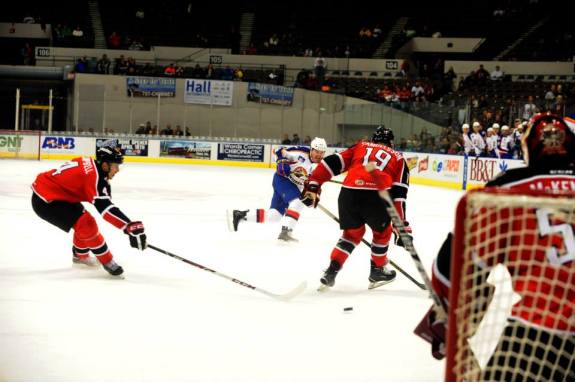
[
  {"xmin": 217, "ymin": 143, "xmax": 264, "ymax": 162},
  {"xmin": 126, "ymin": 77, "xmax": 176, "ymax": 97},
  {"xmin": 184, "ymin": 79, "xmax": 233, "ymax": 106}
]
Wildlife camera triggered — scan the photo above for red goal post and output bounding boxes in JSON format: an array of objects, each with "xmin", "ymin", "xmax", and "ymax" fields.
[
  {"xmin": 446, "ymin": 187, "xmax": 575, "ymax": 382},
  {"xmin": 0, "ymin": 130, "xmax": 41, "ymax": 160}
]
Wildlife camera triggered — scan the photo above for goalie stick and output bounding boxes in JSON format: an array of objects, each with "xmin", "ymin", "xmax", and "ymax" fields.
[
  {"xmin": 148, "ymin": 244, "xmax": 307, "ymax": 301},
  {"xmin": 316, "ymin": 203, "xmax": 426, "ymax": 291},
  {"xmin": 376, "ymin": 191, "xmax": 447, "ymax": 319}
]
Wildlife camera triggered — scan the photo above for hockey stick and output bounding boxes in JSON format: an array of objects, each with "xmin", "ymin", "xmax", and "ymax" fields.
[
  {"xmin": 147, "ymin": 244, "xmax": 307, "ymax": 301},
  {"xmin": 316, "ymin": 203, "xmax": 426, "ymax": 290},
  {"xmin": 376, "ymin": 191, "xmax": 447, "ymax": 318}
]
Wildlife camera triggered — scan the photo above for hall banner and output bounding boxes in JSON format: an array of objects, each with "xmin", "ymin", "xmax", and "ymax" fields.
[
  {"xmin": 184, "ymin": 79, "xmax": 233, "ymax": 106},
  {"xmin": 96, "ymin": 138, "xmax": 149, "ymax": 156}
]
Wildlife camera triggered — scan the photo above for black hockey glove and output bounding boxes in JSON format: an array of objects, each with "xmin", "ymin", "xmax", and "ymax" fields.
[
  {"xmin": 124, "ymin": 221, "xmax": 147, "ymax": 250},
  {"xmin": 393, "ymin": 221, "xmax": 412, "ymax": 248},
  {"xmin": 300, "ymin": 180, "xmax": 321, "ymax": 208}
]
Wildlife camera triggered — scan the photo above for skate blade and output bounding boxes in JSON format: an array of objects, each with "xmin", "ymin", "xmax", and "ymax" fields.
[
  {"xmin": 72, "ymin": 261, "xmax": 99, "ymax": 268},
  {"xmin": 317, "ymin": 284, "xmax": 331, "ymax": 292},
  {"xmin": 368, "ymin": 279, "xmax": 395, "ymax": 290},
  {"xmin": 107, "ymin": 273, "xmax": 125, "ymax": 280},
  {"xmin": 226, "ymin": 210, "xmax": 235, "ymax": 232}
]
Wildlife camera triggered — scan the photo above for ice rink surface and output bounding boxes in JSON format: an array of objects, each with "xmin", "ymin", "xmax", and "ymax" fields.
[{"xmin": 0, "ymin": 160, "xmax": 464, "ymax": 382}]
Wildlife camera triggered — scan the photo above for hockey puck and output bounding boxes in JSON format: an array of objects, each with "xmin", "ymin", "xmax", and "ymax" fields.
[{"xmin": 343, "ymin": 307, "xmax": 353, "ymax": 312}]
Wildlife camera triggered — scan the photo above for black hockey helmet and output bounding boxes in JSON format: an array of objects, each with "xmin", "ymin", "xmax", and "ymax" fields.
[
  {"xmin": 96, "ymin": 146, "xmax": 124, "ymax": 165},
  {"xmin": 522, "ymin": 112, "xmax": 575, "ymax": 166},
  {"xmin": 372, "ymin": 125, "xmax": 394, "ymax": 145}
]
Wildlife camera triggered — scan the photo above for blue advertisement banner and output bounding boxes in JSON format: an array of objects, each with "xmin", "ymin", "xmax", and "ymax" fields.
[
  {"xmin": 217, "ymin": 143, "xmax": 265, "ymax": 162},
  {"xmin": 42, "ymin": 136, "xmax": 76, "ymax": 151},
  {"xmin": 96, "ymin": 138, "xmax": 149, "ymax": 156},
  {"xmin": 127, "ymin": 77, "xmax": 176, "ymax": 97},
  {"xmin": 247, "ymin": 83, "xmax": 294, "ymax": 106}
]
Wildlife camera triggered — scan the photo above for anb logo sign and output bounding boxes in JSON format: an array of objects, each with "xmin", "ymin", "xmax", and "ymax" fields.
[{"xmin": 42, "ymin": 137, "xmax": 76, "ymax": 150}]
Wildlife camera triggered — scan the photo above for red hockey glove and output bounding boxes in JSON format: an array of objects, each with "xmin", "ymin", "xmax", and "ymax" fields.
[
  {"xmin": 413, "ymin": 305, "xmax": 446, "ymax": 360},
  {"xmin": 300, "ymin": 180, "xmax": 321, "ymax": 208},
  {"xmin": 393, "ymin": 221, "xmax": 412, "ymax": 248},
  {"xmin": 124, "ymin": 221, "xmax": 147, "ymax": 250}
]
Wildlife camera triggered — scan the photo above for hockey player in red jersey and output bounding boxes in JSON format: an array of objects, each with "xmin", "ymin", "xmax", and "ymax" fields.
[
  {"xmin": 415, "ymin": 112, "xmax": 575, "ymax": 380},
  {"xmin": 301, "ymin": 125, "xmax": 411, "ymax": 290},
  {"xmin": 31, "ymin": 146, "xmax": 147, "ymax": 277}
]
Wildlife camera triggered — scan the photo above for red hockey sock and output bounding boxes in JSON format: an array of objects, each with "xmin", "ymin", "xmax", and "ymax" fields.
[{"xmin": 73, "ymin": 212, "xmax": 114, "ymax": 265}]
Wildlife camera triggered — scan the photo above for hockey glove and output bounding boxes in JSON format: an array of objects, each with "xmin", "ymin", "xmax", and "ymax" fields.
[
  {"xmin": 393, "ymin": 221, "xmax": 412, "ymax": 248},
  {"xmin": 276, "ymin": 160, "xmax": 291, "ymax": 177},
  {"xmin": 124, "ymin": 221, "xmax": 147, "ymax": 250},
  {"xmin": 413, "ymin": 305, "xmax": 446, "ymax": 360},
  {"xmin": 300, "ymin": 180, "xmax": 321, "ymax": 208}
]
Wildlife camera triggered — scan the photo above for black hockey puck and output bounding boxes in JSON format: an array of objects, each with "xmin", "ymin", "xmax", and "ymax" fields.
[{"xmin": 343, "ymin": 307, "xmax": 353, "ymax": 312}]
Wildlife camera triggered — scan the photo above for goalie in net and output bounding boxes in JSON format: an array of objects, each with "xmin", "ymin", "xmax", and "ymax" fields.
[{"xmin": 414, "ymin": 112, "xmax": 575, "ymax": 381}]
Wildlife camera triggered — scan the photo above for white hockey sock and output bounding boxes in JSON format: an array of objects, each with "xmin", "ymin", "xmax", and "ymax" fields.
[
  {"xmin": 280, "ymin": 198, "xmax": 306, "ymax": 229},
  {"xmin": 246, "ymin": 208, "xmax": 282, "ymax": 223}
]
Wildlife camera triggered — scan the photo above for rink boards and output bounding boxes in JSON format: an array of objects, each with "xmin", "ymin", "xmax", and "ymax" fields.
[{"xmin": 0, "ymin": 131, "xmax": 525, "ymax": 190}]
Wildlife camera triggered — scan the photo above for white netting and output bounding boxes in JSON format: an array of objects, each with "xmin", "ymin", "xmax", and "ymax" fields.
[
  {"xmin": 447, "ymin": 190, "xmax": 575, "ymax": 382},
  {"xmin": 0, "ymin": 130, "xmax": 41, "ymax": 160}
]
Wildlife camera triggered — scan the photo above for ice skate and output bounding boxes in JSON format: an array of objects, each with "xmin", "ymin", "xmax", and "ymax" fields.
[
  {"xmin": 227, "ymin": 209, "xmax": 247, "ymax": 232},
  {"xmin": 72, "ymin": 254, "xmax": 98, "ymax": 267},
  {"xmin": 277, "ymin": 226, "xmax": 298, "ymax": 242},
  {"xmin": 102, "ymin": 259, "xmax": 124, "ymax": 278},
  {"xmin": 368, "ymin": 260, "xmax": 396, "ymax": 289},
  {"xmin": 317, "ymin": 260, "xmax": 341, "ymax": 292}
]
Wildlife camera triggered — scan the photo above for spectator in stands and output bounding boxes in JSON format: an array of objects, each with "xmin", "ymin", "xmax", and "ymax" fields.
[
  {"xmin": 20, "ymin": 43, "xmax": 33, "ymax": 65},
  {"xmin": 314, "ymin": 56, "xmax": 327, "ymax": 86},
  {"xmin": 108, "ymin": 32, "xmax": 121, "ymax": 49},
  {"xmin": 205, "ymin": 64, "xmax": 215, "ymax": 79},
  {"xmin": 191, "ymin": 64, "xmax": 204, "ymax": 78},
  {"xmin": 175, "ymin": 65, "xmax": 184, "ymax": 77},
  {"xmin": 174, "ymin": 126, "xmax": 183, "ymax": 136},
  {"xmin": 234, "ymin": 67, "xmax": 244, "ymax": 81},
  {"xmin": 75, "ymin": 57, "xmax": 88, "ymax": 73},
  {"xmin": 443, "ymin": 67, "xmax": 457, "ymax": 92},
  {"xmin": 291, "ymin": 134, "xmax": 301, "ymax": 144},
  {"xmin": 135, "ymin": 123, "xmax": 146, "ymax": 134},
  {"xmin": 246, "ymin": 42, "xmax": 257, "ymax": 55},
  {"xmin": 164, "ymin": 63, "xmax": 176, "ymax": 76},
  {"xmin": 142, "ymin": 63, "xmax": 155, "ymax": 76},
  {"xmin": 474, "ymin": 64, "xmax": 489, "ymax": 83},
  {"xmin": 544, "ymin": 84, "xmax": 556, "ymax": 110},
  {"xmin": 411, "ymin": 81, "xmax": 425, "ymax": 102},
  {"xmin": 222, "ymin": 66, "xmax": 234, "ymax": 81},
  {"xmin": 96, "ymin": 54, "xmax": 111, "ymax": 74},
  {"xmin": 522, "ymin": 95, "xmax": 538, "ymax": 121},
  {"xmin": 23, "ymin": 13, "xmax": 35, "ymax": 24},
  {"xmin": 304, "ymin": 135, "xmax": 312, "ymax": 145},
  {"xmin": 72, "ymin": 26, "xmax": 84, "ymax": 38},
  {"xmin": 128, "ymin": 38, "xmax": 144, "ymax": 51},
  {"xmin": 295, "ymin": 69, "xmax": 310, "ymax": 88},
  {"xmin": 126, "ymin": 57, "xmax": 137, "ymax": 75},
  {"xmin": 281, "ymin": 134, "xmax": 291, "ymax": 144},
  {"xmin": 490, "ymin": 65, "xmax": 504, "ymax": 81}
]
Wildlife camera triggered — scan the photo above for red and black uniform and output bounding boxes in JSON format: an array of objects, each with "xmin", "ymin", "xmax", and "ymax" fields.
[
  {"xmin": 429, "ymin": 164, "xmax": 575, "ymax": 380},
  {"xmin": 309, "ymin": 141, "xmax": 409, "ymax": 268},
  {"xmin": 31, "ymin": 157, "xmax": 132, "ymax": 265}
]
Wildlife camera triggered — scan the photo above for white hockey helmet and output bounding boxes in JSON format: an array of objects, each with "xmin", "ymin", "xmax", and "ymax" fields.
[
  {"xmin": 462, "ymin": 123, "xmax": 470, "ymax": 130},
  {"xmin": 310, "ymin": 137, "xmax": 327, "ymax": 152},
  {"xmin": 492, "ymin": 123, "xmax": 500, "ymax": 129}
]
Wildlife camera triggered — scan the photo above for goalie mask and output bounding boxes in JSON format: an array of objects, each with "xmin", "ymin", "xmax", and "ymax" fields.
[
  {"xmin": 522, "ymin": 112, "xmax": 575, "ymax": 166},
  {"xmin": 372, "ymin": 125, "xmax": 394, "ymax": 146}
]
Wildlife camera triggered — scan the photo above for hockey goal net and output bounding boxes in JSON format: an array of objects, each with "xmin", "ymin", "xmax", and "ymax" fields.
[
  {"xmin": 0, "ymin": 130, "xmax": 41, "ymax": 160},
  {"xmin": 446, "ymin": 187, "xmax": 575, "ymax": 382}
]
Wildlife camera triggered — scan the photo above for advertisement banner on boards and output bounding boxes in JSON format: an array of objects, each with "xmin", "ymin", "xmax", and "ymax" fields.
[
  {"xmin": 96, "ymin": 138, "xmax": 149, "ymax": 156},
  {"xmin": 184, "ymin": 79, "xmax": 233, "ymax": 106},
  {"xmin": 246, "ymin": 83, "xmax": 294, "ymax": 106},
  {"xmin": 217, "ymin": 143, "xmax": 265, "ymax": 162},
  {"xmin": 160, "ymin": 140, "xmax": 212, "ymax": 159},
  {"xmin": 126, "ymin": 77, "xmax": 176, "ymax": 97}
]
